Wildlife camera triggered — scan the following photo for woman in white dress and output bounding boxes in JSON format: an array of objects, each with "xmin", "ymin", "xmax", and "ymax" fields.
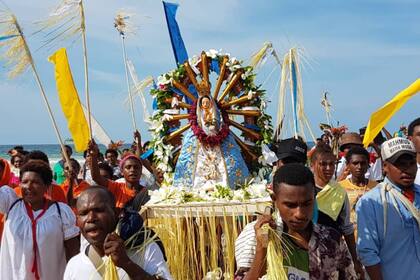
[{"xmin": 0, "ymin": 160, "xmax": 80, "ymax": 280}]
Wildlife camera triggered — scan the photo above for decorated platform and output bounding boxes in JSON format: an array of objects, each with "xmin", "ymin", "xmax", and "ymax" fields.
[
  {"xmin": 142, "ymin": 184, "xmax": 272, "ymax": 279},
  {"xmin": 141, "ymin": 48, "xmax": 276, "ymax": 279}
]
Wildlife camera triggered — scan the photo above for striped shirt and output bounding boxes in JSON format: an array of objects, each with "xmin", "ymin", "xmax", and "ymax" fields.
[
  {"xmin": 235, "ymin": 222, "xmax": 357, "ymax": 280},
  {"xmin": 235, "ymin": 213, "xmax": 283, "ymax": 268}
]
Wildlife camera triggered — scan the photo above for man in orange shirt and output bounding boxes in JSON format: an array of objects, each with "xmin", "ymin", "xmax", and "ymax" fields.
[{"xmin": 87, "ymin": 139, "xmax": 149, "ymax": 211}]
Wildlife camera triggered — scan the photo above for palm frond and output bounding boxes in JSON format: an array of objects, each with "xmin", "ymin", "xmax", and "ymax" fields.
[
  {"xmin": 34, "ymin": 0, "xmax": 83, "ymax": 48},
  {"xmin": 0, "ymin": 10, "xmax": 32, "ymax": 78},
  {"xmin": 114, "ymin": 10, "xmax": 137, "ymax": 37}
]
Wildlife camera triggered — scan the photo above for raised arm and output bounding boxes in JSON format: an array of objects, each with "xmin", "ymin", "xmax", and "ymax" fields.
[
  {"xmin": 133, "ymin": 130, "xmax": 143, "ymax": 158},
  {"xmin": 133, "ymin": 130, "xmax": 158, "ymax": 178},
  {"xmin": 87, "ymin": 140, "xmax": 109, "ymax": 187},
  {"xmin": 382, "ymin": 127, "xmax": 392, "ymax": 140}
]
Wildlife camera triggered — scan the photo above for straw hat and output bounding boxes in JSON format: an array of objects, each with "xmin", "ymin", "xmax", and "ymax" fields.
[{"xmin": 339, "ymin": 132, "xmax": 363, "ymax": 151}]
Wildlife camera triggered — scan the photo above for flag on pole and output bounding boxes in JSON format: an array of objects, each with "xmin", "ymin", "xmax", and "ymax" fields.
[
  {"xmin": 363, "ymin": 79, "xmax": 420, "ymax": 147},
  {"xmin": 81, "ymin": 104, "xmax": 112, "ymax": 147},
  {"xmin": 162, "ymin": 1, "xmax": 197, "ymax": 105},
  {"xmin": 162, "ymin": 1, "xmax": 188, "ymax": 65},
  {"xmin": 48, "ymin": 48, "xmax": 89, "ymax": 152}
]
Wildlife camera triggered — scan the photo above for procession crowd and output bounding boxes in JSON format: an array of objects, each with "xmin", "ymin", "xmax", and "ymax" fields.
[{"xmin": 0, "ymin": 117, "xmax": 419, "ymax": 280}]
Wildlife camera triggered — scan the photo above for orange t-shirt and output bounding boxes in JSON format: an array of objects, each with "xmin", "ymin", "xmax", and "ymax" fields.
[
  {"xmin": 106, "ymin": 180, "xmax": 137, "ymax": 209},
  {"xmin": 14, "ymin": 183, "xmax": 67, "ymax": 203},
  {"xmin": 61, "ymin": 179, "xmax": 90, "ymax": 199}
]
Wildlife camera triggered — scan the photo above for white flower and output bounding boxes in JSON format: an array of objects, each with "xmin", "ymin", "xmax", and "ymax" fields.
[
  {"xmin": 163, "ymin": 172, "xmax": 173, "ymax": 182},
  {"xmin": 188, "ymin": 55, "xmax": 201, "ymax": 75},
  {"xmin": 148, "ymin": 185, "xmax": 179, "ymax": 204},
  {"xmin": 162, "ymin": 114, "xmax": 173, "ymax": 121},
  {"xmin": 260, "ymin": 99, "xmax": 267, "ymax": 109},
  {"xmin": 232, "ymin": 189, "xmax": 246, "ymax": 201},
  {"xmin": 162, "ymin": 156, "xmax": 169, "ymax": 164},
  {"xmin": 157, "ymin": 74, "xmax": 172, "ymax": 86},
  {"xmin": 150, "ymin": 120, "xmax": 164, "ymax": 133},
  {"xmin": 157, "ymin": 162, "xmax": 169, "ymax": 172},
  {"xmin": 154, "ymin": 138, "xmax": 163, "ymax": 146},
  {"xmin": 225, "ymin": 57, "xmax": 241, "ymax": 72},
  {"xmin": 228, "ymin": 64, "xmax": 241, "ymax": 72},
  {"xmin": 241, "ymin": 69, "xmax": 253, "ymax": 80},
  {"xmin": 154, "ymin": 148, "xmax": 163, "ymax": 159},
  {"xmin": 260, "ymin": 144, "xmax": 277, "ymax": 166},
  {"xmin": 206, "ymin": 49, "xmax": 219, "ymax": 59},
  {"xmin": 171, "ymin": 97, "xmax": 179, "ymax": 108},
  {"xmin": 189, "ymin": 55, "xmax": 199, "ymax": 66},
  {"xmin": 248, "ymin": 182, "xmax": 269, "ymax": 198}
]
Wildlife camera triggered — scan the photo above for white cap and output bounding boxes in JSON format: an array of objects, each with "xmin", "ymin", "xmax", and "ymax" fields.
[{"xmin": 381, "ymin": 137, "xmax": 416, "ymax": 163}]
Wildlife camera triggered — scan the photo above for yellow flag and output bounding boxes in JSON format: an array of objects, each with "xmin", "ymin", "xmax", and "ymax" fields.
[
  {"xmin": 48, "ymin": 48, "xmax": 89, "ymax": 152},
  {"xmin": 363, "ymin": 79, "xmax": 420, "ymax": 147}
]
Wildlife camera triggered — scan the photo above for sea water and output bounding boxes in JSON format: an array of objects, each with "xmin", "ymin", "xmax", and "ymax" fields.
[{"xmin": 0, "ymin": 144, "xmax": 105, "ymax": 166}]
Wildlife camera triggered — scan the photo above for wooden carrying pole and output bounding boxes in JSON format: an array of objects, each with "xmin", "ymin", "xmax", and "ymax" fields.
[
  {"xmin": 79, "ymin": 0, "xmax": 93, "ymax": 138},
  {"xmin": 121, "ymin": 34, "xmax": 137, "ymax": 131}
]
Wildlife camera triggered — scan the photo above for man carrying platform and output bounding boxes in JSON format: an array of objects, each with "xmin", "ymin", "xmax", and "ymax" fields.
[
  {"xmin": 234, "ymin": 164, "xmax": 357, "ymax": 279},
  {"xmin": 64, "ymin": 187, "xmax": 172, "ymax": 279}
]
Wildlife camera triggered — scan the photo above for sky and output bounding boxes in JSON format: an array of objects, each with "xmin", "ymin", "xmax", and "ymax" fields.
[{"xmin": 0, "ymin": 0, "xmax": 419, "ymax": 145}]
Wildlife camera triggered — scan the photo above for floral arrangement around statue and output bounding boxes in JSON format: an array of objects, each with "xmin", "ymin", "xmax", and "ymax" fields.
[{"xmin": 147, "ymin": 49, "xmax": 274, "ymax": 193}]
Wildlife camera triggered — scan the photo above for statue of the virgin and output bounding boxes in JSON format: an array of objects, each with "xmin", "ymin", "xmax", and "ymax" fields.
[{"xmin": 173, "ymin": 94, "xmax": 250, "ymax": 189}]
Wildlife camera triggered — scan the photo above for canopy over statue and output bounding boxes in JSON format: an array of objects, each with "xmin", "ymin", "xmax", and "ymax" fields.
[{"xmin": 148, "ymin": 50, "xmax": 274, "ymax": 189}]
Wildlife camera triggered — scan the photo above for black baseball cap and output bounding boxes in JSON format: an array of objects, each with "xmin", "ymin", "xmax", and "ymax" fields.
[{"xmin": 274, "ymin": 138, "xmax": 308, "ymax": 163}]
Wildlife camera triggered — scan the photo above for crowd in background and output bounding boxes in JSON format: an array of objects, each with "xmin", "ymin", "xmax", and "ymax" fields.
[{"xmin": 0, "ymin": 117, "xmax": 419, "ymax": 279}]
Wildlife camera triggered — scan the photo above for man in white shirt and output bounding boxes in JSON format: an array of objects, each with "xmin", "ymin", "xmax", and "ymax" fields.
[
  {"xmin": 64, "ymin": 187, "xmax": 172, "ymax": 280},
  {"xmin": 408, "ymin": 117, "xmax": 420, "ymax": 185}
]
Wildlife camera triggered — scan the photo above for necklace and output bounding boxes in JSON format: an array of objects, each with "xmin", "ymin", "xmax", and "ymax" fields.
[{"xmin": 349, "ymin": 178, "xmax": 370, "ymax": 200}]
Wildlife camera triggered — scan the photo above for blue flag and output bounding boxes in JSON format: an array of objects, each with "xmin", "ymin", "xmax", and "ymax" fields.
[{"xmin": 162, "ymin": 1, "xmax": 188, "ymax": 66}]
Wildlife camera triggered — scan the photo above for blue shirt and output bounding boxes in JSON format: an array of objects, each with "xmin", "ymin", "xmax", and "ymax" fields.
[{"xmin": 356, "ymin": 179, "xmax": 420, "ymax": 280}]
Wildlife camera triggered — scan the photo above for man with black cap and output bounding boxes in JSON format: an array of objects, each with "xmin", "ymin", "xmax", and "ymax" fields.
[
  {"xmin": 272, "ymin": 138, "xmax": 308, "ymax": 170},
  {"xmin": 356, "ymin": 137, "xmax": 420, "ymax": 280}
]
